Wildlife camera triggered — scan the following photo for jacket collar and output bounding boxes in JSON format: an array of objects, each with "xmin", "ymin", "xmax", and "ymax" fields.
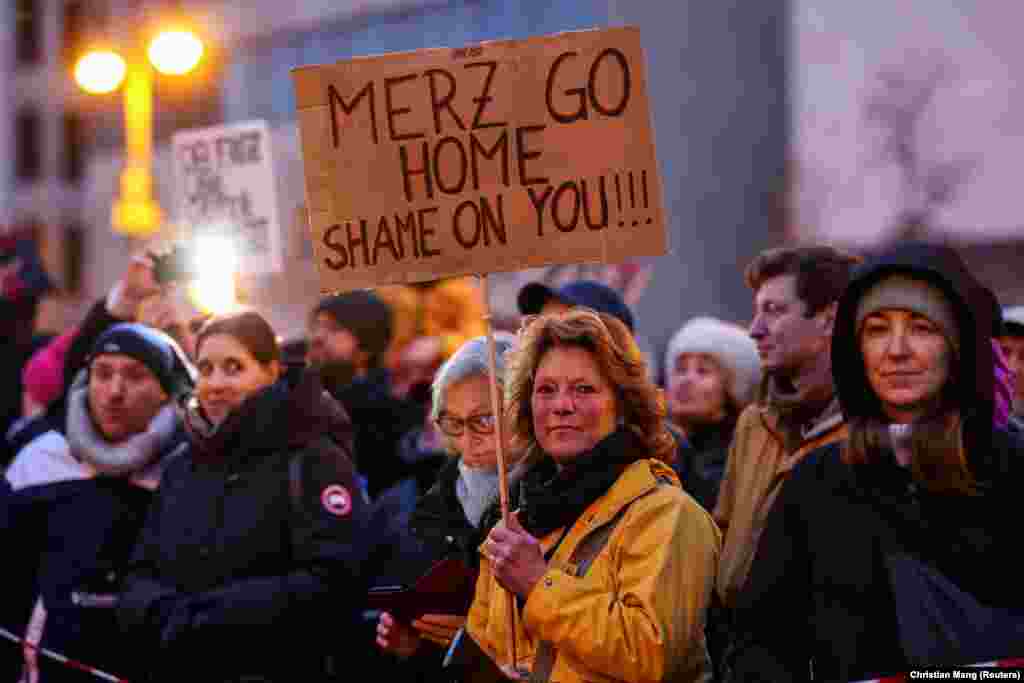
[
  {"xmin": 802, "ymin": 397, "xmax": 844, "ymax": 441},
  {"xmin": 576, "ymin": 458, "xmax": 680, "ymax": 531},
  {"xmin": 757, "ymin": 375, "xmax": 843, "ymax": 448},
  {"xmin": 183, "ymin": 367, "xmax": 353, "ymax": 464}
]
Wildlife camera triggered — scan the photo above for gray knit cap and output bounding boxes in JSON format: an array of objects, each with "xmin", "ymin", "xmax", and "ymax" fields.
[{"xmin": 855, "ymin": 274, "xmax": 959, "ymax": 352}]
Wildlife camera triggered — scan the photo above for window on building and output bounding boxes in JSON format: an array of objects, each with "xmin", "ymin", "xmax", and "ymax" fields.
[
  {"xmin": 62, "ymin": 1, "xmax": 92, "ymax": 67},
  {"xmin": 63, "ymin": 112, "xmax": 86, "ymax": 184},
  {"xmin": 15, "ymin": 0, "xmax": 42, "ymax": 67},
  {"xmin": 15, "ymin": 108, "xmax": 42, "ymax": 182},
  {"xmin": 63, "ymin": 223, "xmax": 85, "ymax": 294}
]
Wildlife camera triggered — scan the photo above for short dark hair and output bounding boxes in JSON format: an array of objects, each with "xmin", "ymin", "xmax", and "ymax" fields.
[
  {"xmin": 281, "ymin": 337, "xmax": 309, "ymax": 365},
  {"xmin": 745, "ymin": 246, "xmax": 861, "ymax": 316},
  {"xmin": 312, "ymin": 291, "xmax": 392, "ymax": 369},
  {"xmin": 196, "ymin": 310, "xmax": 280, "ymax": 367}
]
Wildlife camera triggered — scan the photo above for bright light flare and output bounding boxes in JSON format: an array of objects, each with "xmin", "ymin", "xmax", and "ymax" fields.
[
  {"xmin": 74, "ymin": 50, "xmax": 127, "ymax": 94},
  {"xmin": 194, "ymin": 235, "xmax": 239, "ymax": 273},
  {"xmin": 187, "ymin": 235, "xmax": 239, "ymax": 315},
  {"xmin": 147, "ymin": 30, "xmax": 204, "ymax": 76}
]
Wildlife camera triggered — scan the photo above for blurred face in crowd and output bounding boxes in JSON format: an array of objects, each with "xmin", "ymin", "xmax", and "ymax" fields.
[
  {"xmin": 306, "ymin": 311, "xmax": 364, "ymax": 369},
  {"xmin": 531, "ymin": 345, "xmax": 618, "ymax": 464},
  {"xmin": 436, "ymin": 374, "xmax": 499, "ymax": 470},
  {"xmin": 860, "ymin": 309, "xmax": 952, "ymax": 423},
  {"xmin": 998, "ymin": 334, "xmax": 1024, "ymax": 408},
  {"xmin": 749, "ymin": 274, "xmax": 834, "ymax": 379},
  {"xmin": 88, "ymin": 354, "xmax": 169, "ymax": 443},
  {"xmin": 196, "ymin": 333, "xmax": 280, "ymax": 425},
  {"xmin": 540, "ymin": 298, "xmax": 572, "ymax": 316},
  {"xmin": 667, "ymin": 352, "xmax": 730, "ymax": 429}
]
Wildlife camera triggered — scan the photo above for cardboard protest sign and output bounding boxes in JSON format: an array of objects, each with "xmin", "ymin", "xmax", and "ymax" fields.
[
  {"xmin": 172, "ymin": 120, "xmax": 284, "ymax": 275},
  {"xmin": 292, "ymin": 26, "xmax": 666, "ymax": 293}
]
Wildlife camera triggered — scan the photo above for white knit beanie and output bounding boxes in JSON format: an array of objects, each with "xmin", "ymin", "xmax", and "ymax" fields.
[
  {"xmin": 1003, "ymin": 306, "xmax": 1024, "ymax": 335},
  {"xmin": 665, "ymin": 316, "xmax": 762, "ymax": 407}
]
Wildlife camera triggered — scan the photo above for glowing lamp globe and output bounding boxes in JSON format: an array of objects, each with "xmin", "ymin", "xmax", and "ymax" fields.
[
  {"xmin": 147, "ymin": 30, "xmax": 204, "ymax": 76},
  {"xmin": 74, "ymin": 50, "xmax": 127, "ymax": 94}
]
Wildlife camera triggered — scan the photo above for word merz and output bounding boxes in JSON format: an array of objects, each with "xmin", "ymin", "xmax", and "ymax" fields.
[{"xmin": 327, "ymin": 61, "xmax": 506, "ymax": 148}]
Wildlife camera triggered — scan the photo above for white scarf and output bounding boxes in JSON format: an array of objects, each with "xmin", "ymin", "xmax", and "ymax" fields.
[
  {"xmin": 456, "ymin": 458, "xmax": 529, "ymax": 528},
  {"xmin": 889, "ymin": 423, "xmax": 914, "ymax": 468},
  {"xmin": 65, "ymin": 382, "xmax": 179, "ymax": 481},
  {"xmin": 5, "ymin": 382, "xmax": 182, "ymax": 492}
]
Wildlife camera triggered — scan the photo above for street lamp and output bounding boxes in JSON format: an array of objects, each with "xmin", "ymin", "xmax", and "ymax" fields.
[
  {"xmin": 73, "ymin": 50, "xmax": 127, "ymax": 94},
  {"xmin": 148, "ymin": 30, "xmax": 204, "ymax": 76},
  {"xmin": 72, "ymin": 27, "xmax": 206, "ymax": 238}
]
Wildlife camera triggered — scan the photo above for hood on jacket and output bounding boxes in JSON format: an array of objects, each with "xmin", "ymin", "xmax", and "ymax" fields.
[
  {"xmin": 184, "ymin": 364, "xmax": 356, "ymax": 462},
  {"xmin": 831, "ymin": 242, "xmax": 995, "ymax": 439}
]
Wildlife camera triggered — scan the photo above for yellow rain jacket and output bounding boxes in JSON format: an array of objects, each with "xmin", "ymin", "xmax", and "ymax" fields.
[{"xmin": 467, "ymin": 459, "xmax": 721, "ymax": 683}]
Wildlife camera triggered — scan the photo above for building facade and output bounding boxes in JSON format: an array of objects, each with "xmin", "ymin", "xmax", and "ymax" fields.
[{"xmin": 5, "ymin": 0, "xmax": 789, "ymax": 375}]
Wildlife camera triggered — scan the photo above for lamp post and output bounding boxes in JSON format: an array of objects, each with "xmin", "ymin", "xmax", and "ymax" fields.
[{"xmin": 73, "ymin": 28, "xmax": 205, "ymax": 238}]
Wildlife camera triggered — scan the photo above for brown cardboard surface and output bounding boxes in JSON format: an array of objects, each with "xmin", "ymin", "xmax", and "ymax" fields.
[{"xmin": 292, "ymin": 26, "xmax": 667, "ymax": 294}]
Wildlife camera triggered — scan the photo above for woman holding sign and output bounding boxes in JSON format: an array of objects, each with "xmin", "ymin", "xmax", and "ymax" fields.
[{"xmin": 452, "ymin": 310, "xmax": 720, "ymax": 683}]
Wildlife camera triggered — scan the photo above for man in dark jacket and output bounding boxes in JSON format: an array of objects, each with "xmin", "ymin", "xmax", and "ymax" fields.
[
  {"xmin": 2, "ymin": 323, "xmax": 194, "ymax": 683},
  {"xmin": 307, "ymin": 291, "xmax": 422, "ymax": 499}
]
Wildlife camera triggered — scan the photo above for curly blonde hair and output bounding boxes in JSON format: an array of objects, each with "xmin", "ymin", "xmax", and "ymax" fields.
[{"xmin": 505, "ymin": 309, "xmax": 675, "ymax": 462}]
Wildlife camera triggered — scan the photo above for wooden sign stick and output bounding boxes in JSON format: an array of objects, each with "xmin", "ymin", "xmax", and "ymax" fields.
[{"xmin": 479, "ymin": 273, "xmax": 519, "ymax": 673}]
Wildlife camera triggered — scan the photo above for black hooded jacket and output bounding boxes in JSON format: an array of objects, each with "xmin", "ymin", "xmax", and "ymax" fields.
[
  {"xmin": 118, "ymin": 367, "xmax": 373, "ymax": 683},
  {"xmin": 731, "ymin": 243, "xmax": 1024, "ymax": 683}
]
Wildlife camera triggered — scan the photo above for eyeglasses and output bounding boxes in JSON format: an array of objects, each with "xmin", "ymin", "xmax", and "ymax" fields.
[{"xmin": 435, "ymin": 413, "xmax": 496, "ymax": 437}]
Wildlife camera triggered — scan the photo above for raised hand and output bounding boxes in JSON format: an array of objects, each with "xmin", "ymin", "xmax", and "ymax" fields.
[{"xmin": 483, "ymin": 512, "xmax": 547, "ymax": 600}]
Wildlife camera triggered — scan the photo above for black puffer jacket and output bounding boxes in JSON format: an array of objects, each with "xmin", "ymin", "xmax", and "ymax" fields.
[
  {"xmin": 670, "ymin": 419, "xmax": 735, "ymax": 512},
  {"xmin": 118, "ymin": 368, "xmax": 372, "ymax": 683},
  {"xmin": 731, "ymin": 243, "xmax": 1024, "ymax": 683},
  {"xmin": 329, "ymin": 368, "xmax": 424, "ymax": 499}
]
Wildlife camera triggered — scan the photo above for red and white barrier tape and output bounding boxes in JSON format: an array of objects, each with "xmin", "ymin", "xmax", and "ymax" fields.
[
  {"xmin": 0, "ymin": 626, "xmax": 129, "ymax": 683},
  {"xmin": 853, "ymin": 658, "xmax": 1024, "ymax": 682}
]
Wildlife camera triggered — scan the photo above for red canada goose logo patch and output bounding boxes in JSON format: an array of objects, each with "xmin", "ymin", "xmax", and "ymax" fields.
[{"xmin": 321, "ymin": 484, "xmax": 352, "ymax": 517}]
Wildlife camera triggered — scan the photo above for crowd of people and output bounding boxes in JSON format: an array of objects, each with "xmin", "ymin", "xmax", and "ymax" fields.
[{"xmin": 2, "ymin": 237, "xmax": 1023, "ymax": 683}]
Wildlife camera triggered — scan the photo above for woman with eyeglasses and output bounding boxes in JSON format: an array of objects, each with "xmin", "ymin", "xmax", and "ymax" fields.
[{"xmin": 375, "ymin": 335, "xmax": 532, "ymax": 673}]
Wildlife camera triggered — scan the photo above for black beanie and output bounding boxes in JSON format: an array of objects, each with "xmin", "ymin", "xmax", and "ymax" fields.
[
  {"xmin": 313, "ymin": 290, "xmax": 393, "ymax": 357},
  {"xmin": 88, "ymin": 323, "xmax": 196, "ymax": 399}
]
